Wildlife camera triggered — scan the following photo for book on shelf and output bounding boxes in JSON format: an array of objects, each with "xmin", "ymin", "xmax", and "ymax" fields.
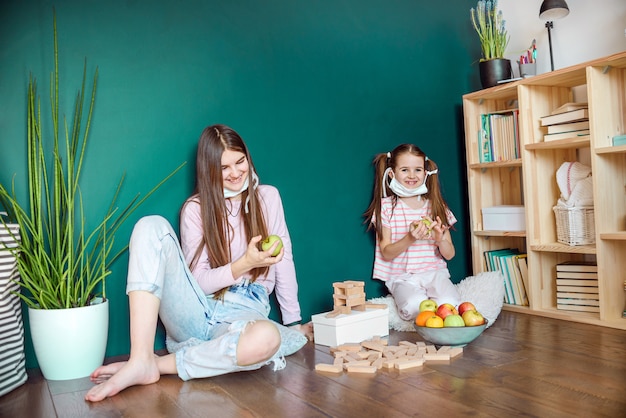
[
  {"xmin": 555, "ymin": 278, "xmax": 598, "ymax": 287},
  {"xmin": 547, "ymin": 120, "xmax": 590, "ymax": 134},
  {"xmin": 613, "ymin": 134, "xmax": 626, "ymax": 146},
  {"xmin": 556, "ymin": 285, "xmax": 599, "ymax": 294},
  {"xmin": 483, "ymin": 248, "xmax": 528, "ymax": 306},
  {"xmin": 556, "ymin": 292, "xmax": 599, "ymax": 300},
  {"xmin": 543, "ymin": 129, "xmax": 590, "ymax": 142},
  {"xmin": 556, "ymin": 261, "xmax": 597, "ymax": 272},
  {"xmin": 557, "ymin": 304, "xmax": 600, "ymax": 313},
  {"xmin": 540, "ymin": 108, "xmax": 589, "ymax": 126},
  {"xmin": 478, "ymin": 110, "xmax": 519, "ymax": 163},
  {"xmin": 550, "ymin": 102, "xmax": 588, "ymax": 115},
  {"xmin": 556, "ymin": 271, "xmax": 598, "ymax": 280},
  {"xmin": 556, "ymin": 298, "xmax": 600, "ymax": 307}
]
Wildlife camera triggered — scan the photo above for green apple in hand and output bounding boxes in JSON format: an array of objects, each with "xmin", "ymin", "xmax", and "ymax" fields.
[{"xmin": 261, "ymin": 235, "xmax": 283, "ymax": 257}]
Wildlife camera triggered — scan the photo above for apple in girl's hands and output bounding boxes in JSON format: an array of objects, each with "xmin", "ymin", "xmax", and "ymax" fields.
[
  {"xmin": 261, "ymin": 235, "xmax": 283, "ymax": 257},
  {"xmin": 411, "ymin": 217, "xmax": 434, "ymax": 238}
]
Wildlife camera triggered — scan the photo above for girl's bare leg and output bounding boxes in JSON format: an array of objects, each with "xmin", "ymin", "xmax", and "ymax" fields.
[{"xmin": 85, "ymin": 291, "xmax": 176, "ymax": 402}]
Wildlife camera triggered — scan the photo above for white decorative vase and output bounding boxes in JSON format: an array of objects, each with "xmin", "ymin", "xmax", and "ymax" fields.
[{"xmin": 28, "ymin": 297, "xmax": 109, "ymax": 380}]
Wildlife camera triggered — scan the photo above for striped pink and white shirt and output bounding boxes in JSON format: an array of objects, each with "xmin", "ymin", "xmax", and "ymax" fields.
[{"xmin": 372, "ymin": 197, "xmax": 457, "ymax": 282}]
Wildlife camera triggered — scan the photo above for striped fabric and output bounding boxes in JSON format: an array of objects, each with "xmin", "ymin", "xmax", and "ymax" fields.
[
  {"xmin": 0, "ymin": 223, "xmax": 27, "ymax": 396},
  {"xmin": 373, "ymin": 198, "xmax": 457, "ymax": 281}
]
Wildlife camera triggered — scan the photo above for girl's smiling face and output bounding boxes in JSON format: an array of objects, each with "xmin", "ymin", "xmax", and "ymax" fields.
[
  {"xmin": 392, "ymin": 152, "xmax": 426, "ymax": 189},
  {"xmin": 221, "ymin": 149, "xmax": 249, "ymax": 194}
]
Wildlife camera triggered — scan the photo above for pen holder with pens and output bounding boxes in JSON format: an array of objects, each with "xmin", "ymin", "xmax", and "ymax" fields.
[{"xmin": 518, "ymin": 61, "xmax": 536, "ymax": 78}]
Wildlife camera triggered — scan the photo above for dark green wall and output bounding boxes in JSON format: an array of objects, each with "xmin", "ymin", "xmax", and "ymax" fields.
[{"xmin": 0, "ymin": 0, "xmax": 481, "ymax": 368}]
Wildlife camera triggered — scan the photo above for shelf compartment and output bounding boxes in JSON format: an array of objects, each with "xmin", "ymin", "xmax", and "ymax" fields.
[
  {"xmin": 525, "ymin": 136, "xmax": 590, "ymax": 150},
  {"xmin": 599, "ymin": 231, "xmax": 626, "ymax": 240},
  {"xmin": 474, "ymin": 230, "xmax": 526, "ymax": 238},
  {"xmin": 469, "ymin": 159, "xmax": 522, "ymax": 170},
  {"xmin": 596, "ymin": 144, "xmax": 626, "ymax": 154},
  {"xmin": 529, "ymin": 243, "xmax": 596, "ymax": 254}
]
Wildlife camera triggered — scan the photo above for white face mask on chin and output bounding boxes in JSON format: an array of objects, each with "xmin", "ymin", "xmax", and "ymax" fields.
[
  {"xmin": 223, "ymin": 170, "xmax": 259, "ymax": 213},
  {"xmin": 383, "ymin": 167, "xmax": 438, "ymax": 198},
  {"xmin": 223, "ymin": 176, "xmax": 249, "ymax": 199}
]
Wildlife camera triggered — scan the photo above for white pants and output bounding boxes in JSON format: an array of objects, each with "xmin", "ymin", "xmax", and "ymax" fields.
[{"xmin": 385, "ymin": 269, "xmax": 461, "ymax": 321}]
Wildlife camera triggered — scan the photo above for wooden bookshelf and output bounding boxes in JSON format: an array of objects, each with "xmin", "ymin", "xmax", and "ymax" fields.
[{"xmin": 463, "ymin": 51, "xmax": 626, "ymax": 330}]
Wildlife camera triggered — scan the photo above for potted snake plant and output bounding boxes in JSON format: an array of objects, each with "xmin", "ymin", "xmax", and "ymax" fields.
[
  {"xmin": 0, "ymin": 13, "xmax": 184, "ymax": 380},
  {"xmin": 470, "ymin": 0, "xmax": 511, "ymax": 88}
]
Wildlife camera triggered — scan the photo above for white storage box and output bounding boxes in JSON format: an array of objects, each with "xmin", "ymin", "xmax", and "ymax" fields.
[
  {"xmin": 482, "ymin": 205, "xmax": 526, "ymax": 231},
  {"xmin": 311, "ymin": 307, "xmax": 389, "ymax": 347}
]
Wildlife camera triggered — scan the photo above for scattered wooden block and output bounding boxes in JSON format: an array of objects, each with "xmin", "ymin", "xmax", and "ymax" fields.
[
  {"xmin": 371, "ymin": 357, "xmax": 384, "ymax": 369},
  {"xmin": 343, "ymin": 360, "xmax": 372, "ymax": 369},
  {"xmin": 423, "ymin": 353, "xmax": 451, "ymax": 362},
  {"xmin": 394, "ymin": 358, "xmax": 424, "ymax": 370},
  {"xmin": 361, "ymin": 341, "xmax": 386, "ymax": 352},
  {"xmin": 336, "ymin": 343, "xmax": 362, "ymax": 352},
  {"xmin": 315, "ymin": 363, "xmax": 343, "ymax": 373},
  {"xmin": 346, "ymin": 365, "xmax": 377, "ymax": 374},
  {"xmin": 449, "ymin": 347, "xmax": 463, "ymax": 358}
]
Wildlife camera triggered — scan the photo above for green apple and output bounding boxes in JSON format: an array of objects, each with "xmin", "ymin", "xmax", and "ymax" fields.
[
  {"xmin": 419, "ymin": 299, "xmax": 437, "ymax": 312},
  {"xmin": 443, "ymin": 314, "xmax": 465, "ymax": 327},
  {"xmin": 261, "ymin": 234, "xmax": 283, "ymax": 257}
]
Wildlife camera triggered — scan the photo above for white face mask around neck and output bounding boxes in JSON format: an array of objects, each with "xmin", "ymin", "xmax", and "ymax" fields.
[
  {"xmin": 223, "ymin": 170, "xmax": 259, "ymax": 213},
  {"xmin": 383, "ymin": 167, "xmax": 438, "ymax": 198}
]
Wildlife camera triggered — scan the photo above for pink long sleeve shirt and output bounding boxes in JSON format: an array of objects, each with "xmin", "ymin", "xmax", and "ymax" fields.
[{"xmin": 179, "ymin": 185, "xmax": 302, "ymax": 325}]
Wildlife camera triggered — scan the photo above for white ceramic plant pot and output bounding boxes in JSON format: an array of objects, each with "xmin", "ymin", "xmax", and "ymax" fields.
[{"xmin": 28, "ymin": 297, "xmax": 109, "ymax": 380}]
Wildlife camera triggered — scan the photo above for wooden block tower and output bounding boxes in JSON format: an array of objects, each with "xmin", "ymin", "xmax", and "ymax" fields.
[{"xmin": 326, "ymin": 280, "xmax": 386, "ymax": 318}]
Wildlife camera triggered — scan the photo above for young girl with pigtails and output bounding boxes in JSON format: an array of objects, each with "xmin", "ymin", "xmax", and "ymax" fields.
[{"xmin": 363, "ymin": 143, "xmax": 461, "ymax": 321}]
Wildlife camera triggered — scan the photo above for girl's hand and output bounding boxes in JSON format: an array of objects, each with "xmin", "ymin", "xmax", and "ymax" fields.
[
  {"xmin": 409, "ymin": 217, "xmax": 436, "ymax": 241},
  {"xmin": 291, "ymin": 322, "xmax": 314, "ymax": 341},
  {"xmin": 431, "ymin": 216, "xmax": 449, "ymax": 242},
  {"xmin": 245, "ymin": 235, "xmax": 284, "ymax": 268},
  {"xmin": 231, "ymin": 235, "xmax": 284, "ymax": 279}
]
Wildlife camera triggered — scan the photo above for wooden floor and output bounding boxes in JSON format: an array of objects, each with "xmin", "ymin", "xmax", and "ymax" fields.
[{"xmin": 1, "ymin": 310, "xmax": 625, "ymax": 417}]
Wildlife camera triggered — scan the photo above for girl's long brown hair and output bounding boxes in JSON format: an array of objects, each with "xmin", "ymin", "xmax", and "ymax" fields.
[
  {"xmin": 363, "ymin": 143, "xmax": 450, "ymax": 240},
  {"xmin": 181, "ymin": 124, "xmax": 268, "ymax": 299}
]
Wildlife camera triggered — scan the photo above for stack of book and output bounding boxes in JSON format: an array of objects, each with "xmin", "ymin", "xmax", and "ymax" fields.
[
  {"xmin": 555, "ymin": 261, "xmax": 599, "ymax": 313},
  {"xmin": 540, "ymin": 103, "xmax": 589, "ymax": 142},
  {"xmin": 483, "ymin": 249, "xmax": 528, "ymax": 306},
  {"xmin": 478, "ymin": 109, "xmax": 520, "ymax": 162}
]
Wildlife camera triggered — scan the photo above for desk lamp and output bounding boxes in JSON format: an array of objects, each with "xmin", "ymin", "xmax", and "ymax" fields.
[{"xmin": 539, "ymin": 0, "xmax": 570, "ymax": 71}]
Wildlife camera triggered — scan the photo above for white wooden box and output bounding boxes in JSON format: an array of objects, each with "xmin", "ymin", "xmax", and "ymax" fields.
[
  {"xmin": 482, "ymin": 205, "xmax": 526, "ymax": 231},
  {"xmin": 311, "ymin": 307, "xmax": 389, "ymax": 347}
]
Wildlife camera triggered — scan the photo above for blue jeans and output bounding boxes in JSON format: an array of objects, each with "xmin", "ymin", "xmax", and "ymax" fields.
[{"xmin": 126, "ymin": 215, "xmax": 306, "ymax": 381}]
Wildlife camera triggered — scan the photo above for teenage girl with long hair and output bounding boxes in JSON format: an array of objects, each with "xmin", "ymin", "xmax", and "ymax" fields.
[{"xmin": 85, "ymin": 124, "xmax": 311, "ymax": 402}]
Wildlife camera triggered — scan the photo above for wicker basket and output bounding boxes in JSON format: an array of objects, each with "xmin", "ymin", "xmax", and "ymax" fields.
[{"xmin": 553, "ymin": 206, "xmax": 595, "ymax": 246}]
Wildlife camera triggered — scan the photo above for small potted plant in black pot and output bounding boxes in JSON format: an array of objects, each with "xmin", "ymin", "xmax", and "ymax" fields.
[{"xmin": 471, "ymin": 0, "xmax": 511, "ymax": 88}]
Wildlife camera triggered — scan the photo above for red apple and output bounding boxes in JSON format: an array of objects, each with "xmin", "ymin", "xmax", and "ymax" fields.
[
  {"xmin": 419, "ymin": 299, "xmax": 437, "ymax": 313},
  {"xmin": 462, "ymin": 310, "xmax": 485, "ymax": 326},
  {"xmin": 435, "ymin": 303, "xmax": 458, "ymax": 319},
  {"xmin": 457, "ymin": 301, "xmax": 476, "ymax": 316}
]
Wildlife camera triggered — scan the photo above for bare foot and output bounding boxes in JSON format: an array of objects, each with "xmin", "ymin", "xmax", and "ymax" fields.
[
  {"xmin": 89, "ymin": 361, "xmax": 127, "ymax": 384},
  {"xmin": 84, "ymin": 356, "xmax": 160, "ymax": 402}
]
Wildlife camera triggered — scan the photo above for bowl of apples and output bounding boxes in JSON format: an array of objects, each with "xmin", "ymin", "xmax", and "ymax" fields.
[{"xmin": 413, "ymin": 300, "xmax": 487, "ymax": 347}]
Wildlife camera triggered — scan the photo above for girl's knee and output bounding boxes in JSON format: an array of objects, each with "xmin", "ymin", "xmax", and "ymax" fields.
[{"xmin": 236, "ymin": 320, "xmax": 280, "ymax": 366}]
